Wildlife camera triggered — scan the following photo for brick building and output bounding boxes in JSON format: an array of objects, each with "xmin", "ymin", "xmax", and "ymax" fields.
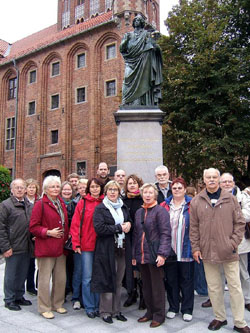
[{"xmin": 0, "ymin": 0, "xmax": 160, "ymax": 183}]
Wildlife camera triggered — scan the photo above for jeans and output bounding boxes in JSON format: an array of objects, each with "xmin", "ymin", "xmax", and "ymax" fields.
[
  {"xmin": 72, "ymin": 253, "xmax": 82, "ymax": 303},
  {"xmin": 194, "ymin": 260, "xmax": 208, "ymax": 296},
  {"xmin": 81, "ymin": 251, "xmax": 99, "ymax": 313}
]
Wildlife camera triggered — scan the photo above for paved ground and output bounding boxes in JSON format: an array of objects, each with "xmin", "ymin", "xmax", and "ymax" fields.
[{"xmin": 0, "ymin": 259, "xmax": 249, "ymax": 332}]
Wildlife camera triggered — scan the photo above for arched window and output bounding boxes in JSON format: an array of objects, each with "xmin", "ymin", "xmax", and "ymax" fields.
[
  {"xmin": 105, "ymin": 0, "xmax": 112, "ymax": 11},
  {"xmin": 90, "ymin": 0, "xmax": 99, "ymax": 16}
]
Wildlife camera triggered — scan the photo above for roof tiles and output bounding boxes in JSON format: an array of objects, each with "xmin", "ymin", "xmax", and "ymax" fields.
[{"xmin": 0, "ymin": 11, "xmax": 113, "ymax": 65}]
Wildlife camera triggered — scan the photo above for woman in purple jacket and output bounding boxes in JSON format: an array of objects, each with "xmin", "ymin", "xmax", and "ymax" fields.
[{"xmin": 132, "ymin": 183, "xmax": 171, "ymax": 328}]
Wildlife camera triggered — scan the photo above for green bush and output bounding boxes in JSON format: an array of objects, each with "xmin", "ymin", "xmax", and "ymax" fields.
[{"xmin": 0, "ymin": 165, "xmax": 11, "ymax": 203}]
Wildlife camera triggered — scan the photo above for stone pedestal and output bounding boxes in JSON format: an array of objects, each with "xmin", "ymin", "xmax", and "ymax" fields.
[{"xmin": 114, "ymin": 109, "xmax": 164, "ymax": 183}]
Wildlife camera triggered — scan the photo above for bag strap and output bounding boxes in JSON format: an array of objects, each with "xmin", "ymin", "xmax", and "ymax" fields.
[{"xmin": 79, "ymin": 199, "xmax": 86, "ymax": 242}]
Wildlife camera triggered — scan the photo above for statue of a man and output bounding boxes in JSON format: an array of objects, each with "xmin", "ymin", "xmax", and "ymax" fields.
[{"xmin": 120, "ymin": 15, "xmax": 163, "ymax": 107}]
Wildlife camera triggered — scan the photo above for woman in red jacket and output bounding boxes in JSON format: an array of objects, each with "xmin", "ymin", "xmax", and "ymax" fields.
[
  {"xmin": 70, "ymin": 178, "xmax": 104, "ymax": 318},
  {"xmin": 29, "ymin": 176, "xmax": 69, "ymax": 320}
]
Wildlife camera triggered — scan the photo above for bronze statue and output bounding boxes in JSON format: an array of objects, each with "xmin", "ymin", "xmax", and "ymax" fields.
[{"xmin": 120, "ymin": 15, "xmax": 163, "ymax": 107}]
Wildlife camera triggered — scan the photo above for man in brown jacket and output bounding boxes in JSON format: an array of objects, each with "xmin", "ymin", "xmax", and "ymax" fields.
[{"xmin": 190, "ymin": 168, "xmax": 249, "ymax": 333}]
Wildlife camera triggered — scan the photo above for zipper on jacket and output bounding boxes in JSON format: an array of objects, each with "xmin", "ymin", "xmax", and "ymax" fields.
[{"xmin": 141, "ymin": 208, "xmax": 148, "ymax": 264}]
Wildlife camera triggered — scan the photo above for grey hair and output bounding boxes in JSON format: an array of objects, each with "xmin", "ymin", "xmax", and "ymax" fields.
[
  {"xmin": 140, "ymin": 183, "xmax": 158, "ymax": 199},
  {"xmin": 155, "ymin": 165, "xmax": 169, "ymax": 175},
  {"xmin": 220, "ymin": 172, "xmax": 234, "ymax": 182},
  {"xmin": 10, "ymin": 178, "xmax": 26, "ymax": 189},
  {"xmin": 43, "ymin": 176, "xmax": 61, "ymax": 193},
  {"xmin": 203, "ymin": 168, "xmax": 220, "ymax": 178}
]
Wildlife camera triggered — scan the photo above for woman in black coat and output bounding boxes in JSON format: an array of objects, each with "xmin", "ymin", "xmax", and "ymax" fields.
[
  {"xmin": 122, "ymin": 174, "xmax": 144, "ymax": 308},
  {"xmin": 91, "ymin": 180, "xmax": 132, "ymax": 324}
]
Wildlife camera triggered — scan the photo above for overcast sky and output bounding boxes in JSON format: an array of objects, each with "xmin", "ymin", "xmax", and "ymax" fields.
[{"xmin": 0, "ymin": 0, "xmax": 179, "ymax": 44}]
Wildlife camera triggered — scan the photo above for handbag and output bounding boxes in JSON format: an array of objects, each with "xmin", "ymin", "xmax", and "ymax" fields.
[
  {"xmin": 64, "ymin": 199, "xmax": 86, "ymax": 252},
  {"xmin": 64, "ymin": 236, "xmax": 73, "ymax": 251}
]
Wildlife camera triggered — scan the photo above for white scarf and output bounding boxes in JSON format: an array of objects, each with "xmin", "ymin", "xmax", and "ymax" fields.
[{"xmin": 103, "ymin": 196, "xmax": 125, "ymax": 248}]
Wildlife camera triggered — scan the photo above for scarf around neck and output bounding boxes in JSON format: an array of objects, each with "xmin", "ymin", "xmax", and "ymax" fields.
[{"xmin": 103, "ymin": 196, "xmax": 125, "ymax": 247}]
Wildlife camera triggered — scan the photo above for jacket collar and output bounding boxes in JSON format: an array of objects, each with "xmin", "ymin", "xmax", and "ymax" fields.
[{"xmin": 199, "ymin": 188, "xmax": 231, "ymax": 206}]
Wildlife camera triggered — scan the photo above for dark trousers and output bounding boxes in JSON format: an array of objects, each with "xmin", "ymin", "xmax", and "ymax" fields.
[
  {"xmin": 140, "ymin": 263, "xmax": 165, "ymax": 323},
  {"xmin": 194, "ymin": 260, "xmax": 208, "ymax": 296},
  {"xmin": 165, "ymin": 261, "xmax": 194, "ymax": 315},
  {"xmin": 26, "ymin": 257, "xmax": 36, "ymax": 291},
  {"xmin": 4, "ymin": 252, "xmax": 30, "ymax": 304},
  {"xmin": 100, "ymin": 248, "xmax": 126, "ymax": 317}
]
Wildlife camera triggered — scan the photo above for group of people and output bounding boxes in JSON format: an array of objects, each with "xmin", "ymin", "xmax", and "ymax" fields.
[{"xmin": 0, "ymin": 163, "xmax": 250, "ymax": 332}]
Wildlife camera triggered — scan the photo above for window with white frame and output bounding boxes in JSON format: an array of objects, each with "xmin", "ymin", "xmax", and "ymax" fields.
[
  {"xmin": 6, "ymin": 117, "xmax": 15, "ymax": 150},
  {"xmin": 51, "ymin": 130, "xmax": 58, "ymax": 144},
  {"xmin": 28, "ymin": 101, "xmax": 36, "ymax": 115},
  {"xmin": 106, "ymin": 80, "xmax": 116, "ymax": 97},
  {"xmin": 51, "ymin": 94, "xmax": 59, "ymax": 109},
  {"xmin": 29, "ymin": 70, "xmax": 37, "ymax": 84},
  {"xmin": 90, "ymin": 0, "xmax": 99, "ymax": 16},
  {"xmin": 77, "ymin": 53, "xmax": 86, "ymax": 68},
  {"xmin": 106, "ymin": 43, "xmax": 116, "ymax": 60},
  {"xmin": 76, "ymin": 87, "xmax": 86, "ymax": 103},
  {"xmin": 8, "ymin": 77, "xmax": 17, "ymax": 99},
  {"xmin": 51, "ymin": 62, "xmax": 60, "ymax": 77}
]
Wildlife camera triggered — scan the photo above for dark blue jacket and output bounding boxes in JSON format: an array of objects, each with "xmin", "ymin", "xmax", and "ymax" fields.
[{"xmin": 162, "ymin": 195, "xmax": 193, "ymax": 259}]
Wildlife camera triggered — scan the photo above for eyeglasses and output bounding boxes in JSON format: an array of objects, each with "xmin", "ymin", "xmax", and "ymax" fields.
[
  {"xmin": 48, "ymin": 185, "xmax": 60, "ymax": 189},
  {"xmin": 14, "ymin": 186, "xmax": 25, "ymax": 190},
  {"xmin": 220, "ymin": 180, "xmax": 233, "ymax": 184},
  {"xmin": 172, "ymin": 187, "xmax": 183, "ymax": 190},
  {"xmin": 107, "ymin": 188, "xmax": 119, "ymax": 192}
]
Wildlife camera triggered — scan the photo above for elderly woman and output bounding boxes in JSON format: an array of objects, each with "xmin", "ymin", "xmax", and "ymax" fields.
[
  {"xmin": 161, "ymin": 177, "xmax": 194, "ymax": 322},
  {"xmin": 29, "ymin": 176, "xmax": 69, "ymax": 320},
  {"xmin": 132, "ymin": 183, "xmax": 171, "ymax": 328},
  {"xmin": 91, "ymin": 181, "xmax": 132, "ymax": 324},
  {"xmin": 25, "ymin": 178, "xmax": 40, "ymax": 296},
  {"xmin": 70, "ymin": 178, "xmax": 104, "ymax": 316},
  {"xmin": 123, "ymin": 174, "xmax": 144, "ymax": 308}
]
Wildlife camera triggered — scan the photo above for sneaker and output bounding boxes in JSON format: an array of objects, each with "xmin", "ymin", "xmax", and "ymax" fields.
[
  {"xmin": 166, "ymin": 311, "xmax": 177, "ymax": 319},
  {"xmin": 183, "ymin": 314, "xmax": 192, "ymax": 322},
  {"xmin": 224, "ymin": 285, "xmax": 229, "ymax": 291},
  {"xmin": 73, "ymin": 301, "xmax": 81, "ymax": 310}
]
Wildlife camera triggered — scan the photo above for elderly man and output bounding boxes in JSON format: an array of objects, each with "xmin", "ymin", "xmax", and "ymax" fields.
[
  {"xmin": 96, "ymin": 162, "xmax": 111, "ymax": 185},
  {"xmin": 220, "ymin": 173, "xmax": 250, "ymax": 312},
  {"xmin": 114, "ymin": 169, "xmax": 126, "ymax": 195},
  {"xmin": 154, "ymin": 165, "xmax": 172, "ymax": 204},
  {"xmin": 190, "ymin": 168, "xmax": 249, "ymax": 332},
  {"xmin": 0, "ymin": 179, "xmax": 33, "ymax": 311}
]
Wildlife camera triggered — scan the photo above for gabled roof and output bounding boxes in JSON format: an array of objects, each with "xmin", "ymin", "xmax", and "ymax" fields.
[{"xmin": 0, "ymin": 11, "xmax": 113, "ymax": 66}]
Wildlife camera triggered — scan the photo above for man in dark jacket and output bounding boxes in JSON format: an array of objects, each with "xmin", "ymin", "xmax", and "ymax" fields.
[
  {"xmin": 154, "ymin": 165, "xmax": 172, "ymax": 204},
  {"xmin": 0, "ymin": 178, "xmax": 33, "ymax": 311},
  {"xmin": 96, "ymin": 162, "xmax": 111, "ymax": 185}
]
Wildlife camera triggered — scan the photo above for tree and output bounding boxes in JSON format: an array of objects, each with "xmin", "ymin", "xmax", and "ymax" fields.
[
  {"xmin": 0, "ymin": 165, "xmax": 11, "ymax": 202},
  {"xmin": 159, "ymin": 0, "xmax": 250, "ymax": 186}
]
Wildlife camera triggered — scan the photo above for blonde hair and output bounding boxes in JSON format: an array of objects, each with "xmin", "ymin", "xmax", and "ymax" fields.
[
  {"xmin": 140, "ymin": 183, "xmax": 158, "ymax": 199},
  {"xmin": 104, "ymin": 180, "xmax": 121, "ymax": 195}
]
